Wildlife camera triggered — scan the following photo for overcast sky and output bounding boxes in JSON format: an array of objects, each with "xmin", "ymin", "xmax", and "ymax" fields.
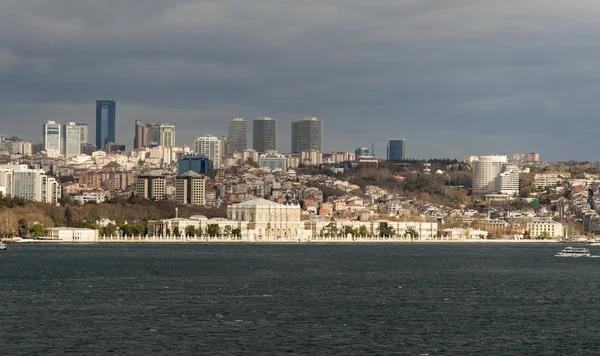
[{"xmin": 1, "ymin": 1, "xmax": 599, "ymax": 161}]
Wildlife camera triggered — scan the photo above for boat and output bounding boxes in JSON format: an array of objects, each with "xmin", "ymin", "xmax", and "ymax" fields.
[
  {"xmin": 587, "ymin": 241, "xmax": 600, "ymax": 246},
  {"xmin": 555, "ymin": 246, "xmax": 590, "ymax": 257},
  {"xmin": 0, "ymin": 242, "xmax": 6, "ymax": 250}
]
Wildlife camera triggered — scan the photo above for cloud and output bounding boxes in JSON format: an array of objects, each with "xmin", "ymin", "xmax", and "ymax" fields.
[{"xmin": 0, "ymin": 0, "xmax": 599, "ymax": 160}]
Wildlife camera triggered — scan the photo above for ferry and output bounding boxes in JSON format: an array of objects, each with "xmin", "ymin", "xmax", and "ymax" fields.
[
  {"xmin": 0, "ymin": 242, "xmax": 6, "ymax": 250},
  {"xmin": 555, "ymin": 246, "xmax": 590, "ymax": 257}
]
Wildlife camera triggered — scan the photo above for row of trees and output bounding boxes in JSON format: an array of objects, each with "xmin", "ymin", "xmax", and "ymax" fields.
[{"xmin": 318, "ymin": 222, "xmax": 420, "ymax": 239}]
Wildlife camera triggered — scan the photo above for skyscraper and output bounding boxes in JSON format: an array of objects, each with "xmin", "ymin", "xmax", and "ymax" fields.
[
  {"xmin": 253, "ymin": 117, "xmax": 276, "ymax": 152},
  {"xmin": 134, "ymin": 120, "xmax": 151, "ymax": 149},
  {"xmin": 228, "ymin": 118, "xmax": 247, "ymax": 153},
  {"xmin": 175, "ymin": 171, "xmax": 207, "ymax": 206},
  {"xmin": 387, "ymin": 139, "xmax": 406, "ymax": 160},
  {"xmin": 76, "ymin": 123, "xmax": 89, "ymax": 144},
  {"xmin": 64, "ymin": 122, "xmax": 82, "ymax": 157},
  {"xmin": 159, "ymin": 124, "xmax": 176, "ymax": 147},
  {"xmin": 96, "ymin": 100, "xmax": 116, "ymax": 151},
  {"xmin": 472, "ymin": 155, "xmax": 519, "ymax": 196},
  {"xmin": 355, "ymin": 147, "xmax": 370, "ymax": 156},
  {"xmin": 194, "ymin": 135, "xmax": 222, "ymax": 168},
  {"xmin": 43, "ymin": 121, "xmax": 61, "ymax": 156},
  {"xmin": 291, "ymin": 117, "xmax": 322, "ymax": 153}
]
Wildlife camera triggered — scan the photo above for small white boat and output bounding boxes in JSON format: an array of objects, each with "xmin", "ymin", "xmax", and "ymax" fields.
[
  {"xmin": 555, "ymin": 246, "xmax": 590, "ymax": 257},
  {"xmin": 587, "ymin": 241, "xmax": 600, "ymax": 246},
  {"xmin": 0, "ymin": 242, "xmax": 6, "ymax": 250}
]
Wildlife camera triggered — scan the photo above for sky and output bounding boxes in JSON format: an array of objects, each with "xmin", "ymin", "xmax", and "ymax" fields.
[{"xmin": 1, "ymin": 0, "xmax": 599, "ymax": 161}]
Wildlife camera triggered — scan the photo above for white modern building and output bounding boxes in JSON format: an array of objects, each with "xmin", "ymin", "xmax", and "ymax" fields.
[
  {"xmin": 472, "ymin": 155, "xmax": 519, "ymax": 196},
  {"xmin": 194, "ymin": 135, "xmax": 222, "ymax": 168},
  {"xmin": 43, "ymin": 121, "xmax": 61, "ymax": 157},
  {"xmin": 47, "ymin": 228, "xmax": 98, "ymax": 242},
  {"xmin": 259, "ymin": 152, "xmax": 287, "ymax": 171},
  {"xmin": 64, "ymin": 122, "xmax": 82, "ymax": 157},
  {"xmin": 70, "ymin": 190, "xmax": 110, "ymax": 205}
]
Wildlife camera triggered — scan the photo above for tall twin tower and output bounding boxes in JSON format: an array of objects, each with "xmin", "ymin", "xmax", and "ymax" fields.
[{"xmin": 228, "ymin": 117, "xmax": 322, "ymax": 154}]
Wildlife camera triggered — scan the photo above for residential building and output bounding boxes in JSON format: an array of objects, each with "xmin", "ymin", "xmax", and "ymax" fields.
[
  {"xmin": 259, "ymin": 152, "xmax": 287, "ymax": 172},
  {"xmin": 300, "ymin": 150, "xmax": 322, "ymax": 166},
  {"xmin": 387, "ymin": 138, "xmax": 406, "ymax": 161},
  {"xmin": 291, "ymin": 117, "xmax": 322, "ymax": 153},
  {"xmin": 70, "ymin": 190, "xmax": 110, "ymax": 205},
  {"xmin": 178, "ymin": 155, "xmax": 212, "ymax": 175},
  {"xmin": 175, "ymin": 171, "xmax": 207, "ymax": 205},
  {"xmin": 9, "ymin": 165, "xmax": 61, "ymax": 203},
  {"xmin": 96, "ymin": 100, "xmax": 116, "ymax": 151},
  {"xmin": 2, "ymin": 137, "xmax": 32, "ymax": 156},
  {"xmin": 64, "ymin": 122, "xmax": 82, "ymax": 157},
  {"xmin": 159, "ymin": 124, "xmax": 176, "ymax": 147},
  {"xmin": 81, "ymin": 143, "xmax": 97, "ymax": 155},
  {"xmin": 464, "ymin": 156, "xmax": 479, "ymax": 164},
  {"xmin": 522, "ymin": 217, "xmax": 564, "ymax": 238},
  {"xmin": 194, "ymin": 135, "xmax": 221, "ymax": 168},
  {"xmin": 228, "ymin": 118, "xmax": 247, "ymax": 153},
  {"xmin": 135, "ymin": 173, "xmax": 166, "ymax": 200},
  {"xmin": 43, "ymin": 121, "xmax": 61, "ymax": 156},
  {"xmin": 534, "ymin": 173, "xmax": 560, "ymax": 188},
  {"xmin": 253, "ymin": 117, "xmax": 276, "ymax": 152}
]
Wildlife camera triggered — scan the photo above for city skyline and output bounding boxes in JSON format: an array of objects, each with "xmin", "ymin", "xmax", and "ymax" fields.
[{"xmin": 0, "ymin": 2, "xmax": 598, "ymax": 160}]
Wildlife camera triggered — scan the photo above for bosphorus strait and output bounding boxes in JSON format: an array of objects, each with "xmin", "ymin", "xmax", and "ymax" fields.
[{"xmin": 1, "ymin": 244, "xmax": 599, "ymax": 355}]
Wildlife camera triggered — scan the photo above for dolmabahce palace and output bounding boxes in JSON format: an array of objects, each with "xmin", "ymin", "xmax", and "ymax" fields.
[{"xmin": 147, "ymin": 198, "xmax": 438, "ymax": 241}]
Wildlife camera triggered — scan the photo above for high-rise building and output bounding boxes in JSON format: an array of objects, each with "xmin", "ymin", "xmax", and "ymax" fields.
[
  {"xmin": 43, "ymin": 121, "xmax": 61, "ymax": 156},
  {"xmin": 76, "ymin": 123, "xmax": 89, "ymax": 144},
  {"xmin": 96, "ymin": 100, "xmax": 116, "ymax": 151},
  {"xmin": 64, "ymin": 122, "xmax": 82, "ymax": 157},
  {"xmin": 472, "ymin": 155, "xmax": 519, "ymax": 196},
  {"xmin": 387, "ymin": 139, "xmax": 406, "ymax": 160},
  {"xmin": 159, "ymin": 124, "xmax": 176, "ymax": 147},
  {"xmin": 194, "ymin": 135, "xmax": 221, "ymax": 168},
  {"xmin": 178, "ymin": 155, "xmax": 213, "ymax": 175},
  {"xmin": 148, "ymin": 123, "xmax": 161, "ymax": 146},
  {"xmin": 291, "ymin": 117, "xmax": 322, "ymax": 153},
  {"xmin": 134, "ymin": 120, "xmax": 151, "ymax": 149},
  {"xmin": 175, "ymin": 171, "xmax": 207, "ymax": 206},
  {"xmin": 228, "ymin": 118, "xmax": 247, "ymax": 153},
  {"xmin": 355, "ymin": 147, "xmax": 370, "ymax": 157},
  {"xmin": 135, "ymin": 172, "xmax": 166, "ymax": 200},
  {"xmin": 253, "ymin": 117, "xmax": 276, "ymax": 152},
  {"xmin": 221, "ymin": 136, "xmax": 230, "ymax": 158}
]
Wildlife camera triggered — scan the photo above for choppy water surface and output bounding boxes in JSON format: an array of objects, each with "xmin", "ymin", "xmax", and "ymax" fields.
[{"xmin": 1, "ymin": 243, "xmax": 599, "ymax": 355}]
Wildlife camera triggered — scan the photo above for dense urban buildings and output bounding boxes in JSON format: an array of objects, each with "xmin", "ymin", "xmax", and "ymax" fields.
[
  {"xmin": 95, "ymin": 100, "xmax": 116, "ymax": 150},
  {"xmin": 0, "ymin": 164, "xmax": 60, "ymax": 203},
  {"xmin": 194, "ymin": 135, "xmax": 221, "ymax": 168},
  {"xmin": 291, "ymin": 117, "xmax": 323, "ymax": 153},
  {"xmin": 387, "ymin": 138, "xmax": 406, "ymax": 161},
  {"xmin": 253, "ymin": 117, "xmax": 277, "ymax": 152},
  {"xmin": 228, "ymin": 118, "xmax": 247, "ymax": 153}
]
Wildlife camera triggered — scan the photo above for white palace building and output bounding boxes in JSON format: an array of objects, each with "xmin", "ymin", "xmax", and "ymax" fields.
[{"xmin": 143, "ymin": 198, "xmax": 438, "ymax": 242}]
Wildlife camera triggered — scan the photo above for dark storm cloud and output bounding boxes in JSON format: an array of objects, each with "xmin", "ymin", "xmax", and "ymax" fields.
[{"xmin": 1, "ymin": 0, "xmax": 599, "ymax": 160}]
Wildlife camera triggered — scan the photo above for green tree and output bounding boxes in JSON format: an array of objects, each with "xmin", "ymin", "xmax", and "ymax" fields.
[
  {"xmin": 232, "ymin": 228, "xmax": 242, "ymax": 239},
  {"xmin": 29, "ymin": 224, "xmax": 47, "ymax": 237},
  {"xmin": 359, "ymin": 225, "xmax": 369, "ymax": 238},
  {"xmin": 185, "ymin": 225, "xmax": 196, "ymax": 237},
  {"xmin": 207, "ymin": 224, "xmax": 221, "ymax": 238},
  {"xmin": 64, "ymin": 207, "xmax": 73, "ymax": 226}
]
